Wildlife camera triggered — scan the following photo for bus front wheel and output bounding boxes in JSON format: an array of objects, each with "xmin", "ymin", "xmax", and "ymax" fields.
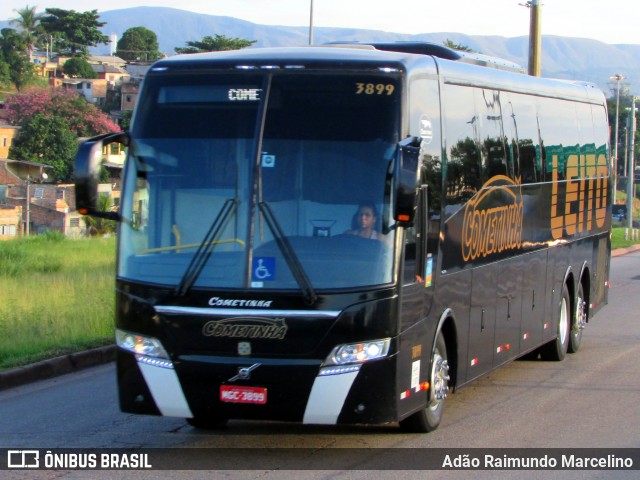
[{"xmin": 399, "ymin": 331, "xmax": 450, "ymax": 433}]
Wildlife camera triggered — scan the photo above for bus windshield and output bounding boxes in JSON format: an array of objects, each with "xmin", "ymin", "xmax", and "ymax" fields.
[{"xmin": 118, "ymin": 71, "xmax": 401, "ymax": 292}]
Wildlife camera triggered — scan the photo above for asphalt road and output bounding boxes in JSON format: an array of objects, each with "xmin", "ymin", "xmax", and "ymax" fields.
[{"xmin": 1, "ymin": 250, "xmax": 640, "ymax": 479}]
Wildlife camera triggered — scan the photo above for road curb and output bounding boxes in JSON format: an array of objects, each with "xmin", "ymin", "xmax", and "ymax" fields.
[
  {"xmin": 0, "ymin": 345, "xmax": 116, "ymax": 391},
  {"xmin": 1, "ymin": 245, "xmax": 639, "ymax": 391},
  {"xmin": 611, "ymin": 244, "xmax": 640, "ymax": 257}
]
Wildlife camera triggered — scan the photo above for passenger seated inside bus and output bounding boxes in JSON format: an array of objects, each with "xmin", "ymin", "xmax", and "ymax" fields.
[{"xmin": 345, "ymin": 201, "xmax": 390, "ymax": 246}]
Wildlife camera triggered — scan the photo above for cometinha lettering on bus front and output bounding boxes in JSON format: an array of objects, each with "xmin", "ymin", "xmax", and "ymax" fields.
[{"xmin": 202, "ymin": 317, "xmax": 288, "ymax": 340}]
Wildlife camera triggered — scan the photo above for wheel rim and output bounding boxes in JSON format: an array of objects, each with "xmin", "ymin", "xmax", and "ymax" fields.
[
  {"xmin": 559, "ymin": 296, "xmax": 569, "ymax": 345},
  {"xmin": 575, "ymin": 296, "xmax": 586, "ymax": 332},
  {"xmin": 429, "ymin": 351, "xmax": 450, "ymax": 411}
]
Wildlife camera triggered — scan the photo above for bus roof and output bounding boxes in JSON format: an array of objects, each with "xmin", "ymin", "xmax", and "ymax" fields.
[{"xmin": 150, "ymin": 45, "xmax": 605, "ymax": 106}]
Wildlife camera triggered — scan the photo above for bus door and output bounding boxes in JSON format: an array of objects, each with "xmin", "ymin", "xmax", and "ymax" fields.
[
  {"xmin": 519, "ymin": 250, "xmax": 547, "ymax": 353},
  {"xmin": 397, "ymin": 184, "xmax": 429, "ymax": 415},
  {"xmin": 468, "ymin": 264, "xmax": 496, "ymax": 378},
  {"xmin": 493, "ymin": 259, "xmax": 523, "ymax": 366}
]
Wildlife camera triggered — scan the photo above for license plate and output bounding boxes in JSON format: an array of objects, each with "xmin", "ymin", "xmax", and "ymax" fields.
[{"xmin": 219, "ymin": 385, "xmax": 267, "ymax": 404}]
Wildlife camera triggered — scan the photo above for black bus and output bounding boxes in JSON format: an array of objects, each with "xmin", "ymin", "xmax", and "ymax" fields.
[{"xmin": 75, "ymin": 43, "xmax": 611, "ymax": 432}]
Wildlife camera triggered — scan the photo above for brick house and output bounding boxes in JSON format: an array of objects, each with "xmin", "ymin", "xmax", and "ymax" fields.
[
  {"xmin": 120, "ymin": 82, "xmax": 140, "ymax": 112},
  {"xmin": 0, "ymin": 102, "xmax": 20, "ymax": 159},
  {"xmin": 92, "ymin": 64, "xmax": 130, "ymax": 86},
  {"xmin": 26, "ymin": 183, "xmax": 86, "ymax": 237},
  {"xmin": 0, "ymin": 160, "xmax": 25, "ymax": 239},
  {"xmin": 61, "ymin": 78, "xmax": 108, "ymax": 106},
  {"xmin": 0, "ymin": 160, "xmax": 87, "ymax": 237},
  {"xmin": 0, "ymin": 205, "xmax": 22, "ymax": 239},
  {"xmin": 0, "ymin": 125, "xmax": 19, "ymax": 159}
]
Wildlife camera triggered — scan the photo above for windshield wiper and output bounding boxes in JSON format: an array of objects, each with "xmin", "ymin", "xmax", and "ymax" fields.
[
  {"xmin": 258, "ymin": 201, "xmax": 318, "ymax": 305},
  {"xmin": 175, "ymin": 198, "xmax": 237, "ymax": 297}
]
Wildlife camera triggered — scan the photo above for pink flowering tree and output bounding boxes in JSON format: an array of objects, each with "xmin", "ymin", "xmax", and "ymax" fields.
[
  {"xmin": 5, "ymin": 87, "xmax": 121, "ymax": 136},
  {"xmin": 6, "ymin": 87, "xmax": 121, "ymax": 182}
]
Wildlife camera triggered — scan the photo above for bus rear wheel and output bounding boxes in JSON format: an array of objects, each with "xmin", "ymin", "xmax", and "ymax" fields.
[
  {"xmin": 568, "ymin": 282, "xmax": 586, "ymax": 353},
  {"xmin": 399, "ymin": 332, "xmax": 449, "ymax": 433},
  {"xmin": 540, "ymin": 284, "xmax": 571, "ymax": 361}
]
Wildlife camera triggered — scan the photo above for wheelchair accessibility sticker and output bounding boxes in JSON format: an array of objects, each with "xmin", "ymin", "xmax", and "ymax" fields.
[{"xmin": 252, "ymin": 257, "xmax": 275, "ymax": 283}]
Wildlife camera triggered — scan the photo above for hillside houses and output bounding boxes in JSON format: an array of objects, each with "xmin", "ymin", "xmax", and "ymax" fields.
[
  {"xmin": 0, "ymin": 52, "xmax": 148, "ymax": 239},
  {"xmin": 0, "ymin": 159, "xmax": 87, "ymax": 238}
]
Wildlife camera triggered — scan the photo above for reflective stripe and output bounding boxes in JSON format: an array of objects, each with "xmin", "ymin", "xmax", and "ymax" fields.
[
  {"xmin": 303, "ymin": 371, "xmax": 359, "ymax": 424},
  {"xmin": 138, "ymin": 362, "xmax": 193, "ymax": 418},
  {"xmin": 155, "ymin": 305, "xmax": 341, "ymax": 319}
]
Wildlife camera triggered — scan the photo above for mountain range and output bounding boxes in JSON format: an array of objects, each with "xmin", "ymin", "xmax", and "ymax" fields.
[{"xmin": 2, "ymin": 6, "xmax": 639, "ymax": 95}]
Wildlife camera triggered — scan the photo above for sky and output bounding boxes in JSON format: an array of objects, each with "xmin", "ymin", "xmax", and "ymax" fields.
[{"xmin": 0, "ymin": 0, "xmax": 638, "ymax": 45}]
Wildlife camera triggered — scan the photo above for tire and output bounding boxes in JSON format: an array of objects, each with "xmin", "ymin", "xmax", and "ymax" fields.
[
  {"xmin": 399, "ymin": 332, "xmax": 450, "ymax": 433},
  {"xmin": 540, "ymin": 284, "xmax": 571, "ymax": 361},
  {"xmin": 186, "ymin": 415, "xmax": 228, "ymax": 429},
  {"xmin": 568, "ymin": 282, "xmax": 586, "ymax": 353}
]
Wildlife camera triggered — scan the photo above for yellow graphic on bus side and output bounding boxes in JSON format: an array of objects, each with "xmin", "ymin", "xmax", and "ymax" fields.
[
  {"xmin": 459, "ymin": 152, "xmax": 609, "ymax": 262},
  {"xmin": 462, "ymin": 175, "xmax": 524, "ymax": 262},
  {"xmin": 550, "ymin": 153, "xmax": 608, "ymax": 240}
]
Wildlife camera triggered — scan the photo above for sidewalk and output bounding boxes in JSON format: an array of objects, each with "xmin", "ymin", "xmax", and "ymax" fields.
[
  {"xmin": 611, "ymin": 244, "xmax": 640, "ymax": 257},
  {"xmin": 2, "ymin": 245, "xmax": 640, "ymax": 391}
]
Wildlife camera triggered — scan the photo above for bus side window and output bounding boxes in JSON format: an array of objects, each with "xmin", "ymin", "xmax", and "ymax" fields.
[{"xmin": 443, "ymin": 85, "xmax": 482, "ymax": 217}]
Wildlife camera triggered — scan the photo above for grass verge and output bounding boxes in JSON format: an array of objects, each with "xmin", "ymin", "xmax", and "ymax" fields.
[
  {"xmin": 611, "ymin": 226, "xmax": 640, "ymax": 250},
  {"xmin": 0, "ymin": 232, "xmax": 115, "ymax": 370}
]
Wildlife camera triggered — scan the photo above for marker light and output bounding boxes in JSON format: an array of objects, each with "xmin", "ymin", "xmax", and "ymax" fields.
[{"xmin": 324, "ymin": 338, "xmax": 391, "ymax": 366}]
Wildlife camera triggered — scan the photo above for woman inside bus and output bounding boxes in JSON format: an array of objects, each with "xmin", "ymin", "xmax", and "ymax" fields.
[{"xmin": 345, "ymin": 201, "xmax": 390, "ymax": 246}]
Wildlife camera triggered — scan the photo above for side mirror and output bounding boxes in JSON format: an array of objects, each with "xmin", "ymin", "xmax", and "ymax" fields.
[
  {"xmin": 394, "ymin": 136, "xmax": 420, "ymax": 224},
  {"xmin": 75, "ymin": 132, "xmax": 128, "ymax": 220}
]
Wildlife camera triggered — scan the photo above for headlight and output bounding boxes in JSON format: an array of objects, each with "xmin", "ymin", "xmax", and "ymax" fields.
[
  {"xmin": 324, "ymin": 338, "xmax": 391, "ymax": 366},
  {"xmin": 116, "ymin": 329, "xmax": 170, "ymax": 359}
]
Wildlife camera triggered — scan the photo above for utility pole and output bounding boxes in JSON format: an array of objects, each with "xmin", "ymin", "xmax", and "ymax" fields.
[
  {"xmin": 309, "ymin": 0, "xmax": 314, "ymax": 46},
  {"xmin": 25, "ymin": 175, "xmax": 30, "ymax": 236},
  {"xmin": 527, "ymin": 0, "xmax": 542, "ymax": 76},
  {"xmin": 611, "ymin": 74, "xmax": 624, "ymax": 203},
  {"xmin": 627, "ymin": 97, "xmax": 637, "ymax": 229}
]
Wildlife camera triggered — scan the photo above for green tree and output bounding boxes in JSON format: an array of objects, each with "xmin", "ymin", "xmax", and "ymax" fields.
[
  {"xmin": 175, "ymin": 34, "xmax": 256, "ymax": 54},
  {"xmin": 0, "ymin": 58, "xmax": 10, "ymax": 90},
  {"xmin": 443, "ymin": 39, "xmax": 475, "ymax": 53},
  {"xmin": 83, "ymin": 193, "xmax": 117, "ymax": 236},
  {"xmin": 116, "ymin": 26, "xmax": 162, "ymax": 62},
  {"xmin": 9, "ymin": 5, "xmax": 44, "ymax": 62},
  {"xmin": 40, "ymin": 8, "xmax": 109, "ymax": 57},
  {"xmin": 0, "ymin": 27, "xmax": 35, "ymax": 91},
  {"xmin": 6, "ymin": 87, "xmax": 120, "ymax": 181},
  {"xmin": 120, "ymin": 110, "xmax": 133, "ymax": 131},
  {"xmin": 62, "ymin": 57, "xmax": 96, "ymax": 78},
  {"xmin": 9, "ymin": 114, "xmax": 78, "ymax": 181},
  {"xmin": 607, "ymin": 86, "xmax": 635, "ymax": 176}
]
